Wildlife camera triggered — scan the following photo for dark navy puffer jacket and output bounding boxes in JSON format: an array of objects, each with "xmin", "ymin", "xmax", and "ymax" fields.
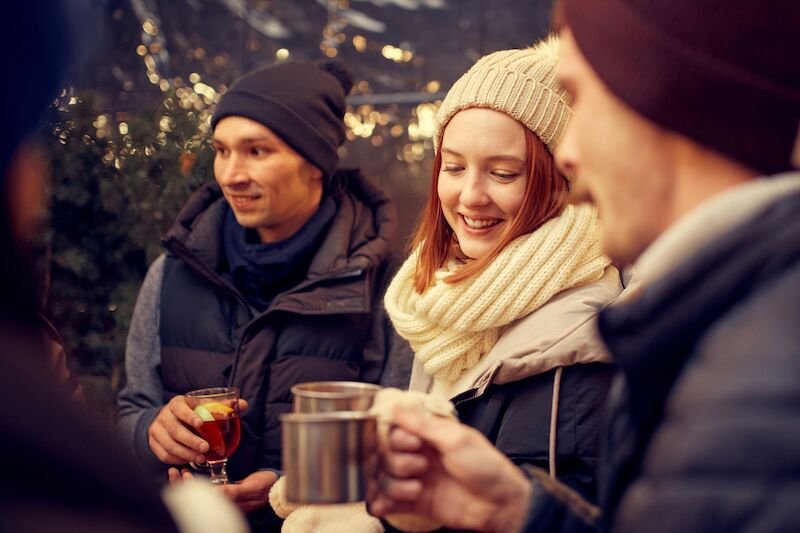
[
  {"xmin": 156, "ymin": 169, "xmax": 407, "ymax": 480},
  {"xmin": 522, "ymin": 189, "xmax": 800, "ymax": 533}
]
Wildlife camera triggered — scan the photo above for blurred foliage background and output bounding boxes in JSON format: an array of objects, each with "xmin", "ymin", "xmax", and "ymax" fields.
[{"xmin": 41, "ymin": 0, "xmax": 554, "ymax": 414}]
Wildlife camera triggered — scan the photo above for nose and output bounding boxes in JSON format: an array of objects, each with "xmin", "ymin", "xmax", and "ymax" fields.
[
  {"xmin": 555, "ymin": 123, "xmax": 579, "ymax": 179},
  {"xmin": 459, "ymin": 171, "xmax": 490, "ymax": 208},
  {"xmin": 215, "ymin": 152, "xmax": 249, "ymax": 187}
]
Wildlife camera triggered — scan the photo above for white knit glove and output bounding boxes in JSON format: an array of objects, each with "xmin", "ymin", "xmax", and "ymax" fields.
[{"xmin": 269, "ymin": 476, "xmax": 383, "ymax": 533}]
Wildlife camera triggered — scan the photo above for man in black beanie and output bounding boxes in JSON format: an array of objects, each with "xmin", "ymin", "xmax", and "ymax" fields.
[
  {"xmin": 118, "ymin": 59, "xmax": 410, "ymax": 521},
  {"xmin": 367, "ymin": 1, "xmax": 800, "ymax": 532}
]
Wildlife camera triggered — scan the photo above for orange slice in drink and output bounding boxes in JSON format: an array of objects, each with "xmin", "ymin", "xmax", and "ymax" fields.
[
  {"xmin": 193, "ymin": 403, "xmax": 232, "ymax": 458},
  {"xmin": 202, "ymin": 402, "xmax": 234, "ymax": 419}
]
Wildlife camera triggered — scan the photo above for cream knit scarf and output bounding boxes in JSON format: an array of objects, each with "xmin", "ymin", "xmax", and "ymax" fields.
[{"xmin": 385, "ymin": 204, "xmax": 610, "ymax": 383}]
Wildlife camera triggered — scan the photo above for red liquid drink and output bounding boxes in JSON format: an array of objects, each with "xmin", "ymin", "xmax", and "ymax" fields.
[{"xmin": 198, "ymin": 415, "xmax": 241, "ymax": 462}]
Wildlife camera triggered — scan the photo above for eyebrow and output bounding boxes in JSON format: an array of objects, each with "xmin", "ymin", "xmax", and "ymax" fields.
[
  {"xmin": 441, "ymin": 148, "xmax": 524, "ymax": 164},
  {"xmin": 212, "ymin": 135, "xmax": 274, "ymax": 145}
]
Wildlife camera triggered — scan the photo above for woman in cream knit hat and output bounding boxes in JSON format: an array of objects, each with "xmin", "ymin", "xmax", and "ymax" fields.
[{"xmin": 383, "ymin": 35, "xmax": 622, "ymax": 512}]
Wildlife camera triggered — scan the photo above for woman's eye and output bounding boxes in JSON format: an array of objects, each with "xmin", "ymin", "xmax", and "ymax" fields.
[
  {"xmin": 492, "ymin": 171, "xmax": 519, "ymax": 181},
  {"xmin": 442, "ymin": 165, "xmax": 464, "ymax": 174},
  {"xmin": 214, "ymin": 146, "xmax": 227, "ymax": 156},
  {"xmin": 251, "ymin": 147, "xmax": 266, "ymax": 156}
]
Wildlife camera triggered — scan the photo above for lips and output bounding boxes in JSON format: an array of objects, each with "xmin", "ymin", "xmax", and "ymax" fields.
[{"xmin": 228, "ymin": 194, "xmax": 261, "ymax": 210}]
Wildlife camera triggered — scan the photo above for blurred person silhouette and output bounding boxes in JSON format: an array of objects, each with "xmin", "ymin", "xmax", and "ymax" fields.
[
  {"xmin": 368, "ymin": 0, "xmax": 800, "ymax": 532},
  {"xmin": 0, "ymin": 3, "xmax": 250, "ymax": 532},
  {"xmin": 0, "ymin": 1, "xmax": 172, "ymax": 531},
  {"xmin": 382, "ymin": 36, "xmax": 621, "ymax": 519},
  {"xmin": 116, "ymin": 56, "xmax": 412, "ymax": 526}
]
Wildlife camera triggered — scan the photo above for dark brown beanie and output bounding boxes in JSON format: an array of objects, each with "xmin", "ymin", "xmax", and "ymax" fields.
[
  {"xmin": 561, "ymin": 0, "xmax": 800, "ymax": 175},
  {"xmin": 211, "ymin": 60, "xmax": 354, "ymax": 179}
]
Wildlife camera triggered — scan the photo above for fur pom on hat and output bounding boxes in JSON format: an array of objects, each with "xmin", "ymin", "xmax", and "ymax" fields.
[{"xmin": 434, "ymin": 36, "xmax": 572, "ymax": 158}]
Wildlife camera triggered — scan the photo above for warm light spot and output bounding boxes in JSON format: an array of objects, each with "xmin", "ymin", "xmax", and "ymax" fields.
[
  {"xmin": 426, "ymin": 80, "xmax": 440, "ymax": 93},
  {"xmin": 352, "ymin": 35, "xmax": 366, "ymax": 52},
  {"xmin": 136, "ymin": 45, "xmax": 147, "ymax": 56},
  {"xmin": 324, "ymin": 47, "xmax": 338, "ymax": 58},
  {"xmin": 142, "ymin": 19, "xmax": 158, "ymax": 36},
  {"xmin": 276, "ymin": 48, "xmax": 290, "ymax": 60},
  {"xmin": 119, "ymin": 122, "xmax": 129, "ymax": 135},
  {"xmin": 159, "ymin": 116, "xmax": 173, "ymax": 132},
  {"xmin": 189, "ymin": 72, "xmax": 201, "ymax": 84}
]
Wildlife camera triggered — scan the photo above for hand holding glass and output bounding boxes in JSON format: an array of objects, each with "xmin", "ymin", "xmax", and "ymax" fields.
[{"xmin": 185, "ymin": 387, "xmax": 241, "ymax": 485}]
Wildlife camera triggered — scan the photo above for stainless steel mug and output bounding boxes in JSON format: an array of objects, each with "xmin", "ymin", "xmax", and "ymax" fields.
[
  {"xmin": 280, "ymin": 411, "xmax": 378, "ymax": 504},
  {"xmin": 290, "ymin": 381, "xmax": 381, "ymax": 413}
]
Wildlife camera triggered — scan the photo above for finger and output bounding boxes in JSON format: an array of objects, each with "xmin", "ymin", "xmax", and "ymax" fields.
[
  {"xmin": 382, "ymin": 477, "xmax": 423, "ymax": 502},
  {"xmin": 161, "ymin": 416, "xmax": 210, "ymax": 454},
  {"xmin": 169, "ymin": 395, "xmax": 204, "ymax": 428},
  {"xmin": 167, "ymin": 467, "xmax": 182, "ymax": 485},
  {"xmin": 237, "ymin": 399, "xmax": 249, "ymax": 413},
  {"xmin": 149, "ymin": 436, "xmax": 189, "ymax": 465},
  {"xmin": 150, "ymin": 424, "xmax": 207, "ymax": 464},
  {"xmin": 393, "ymin": 407, "xmax": 478, "ymax": 453},
  {"xmin": 389, "ymin": 426, "xmax": 425, "ymax": 452},
  {"xmin": 181, "ymin": 468, "xmax": 195, "ymax": 481},
  {"xmin": 384, "ymin": 451, "xmax": 428, "ymax": 478},
  {"xmin": 367, "ymin": 495, "xmax": 418, "ymax": 518},
  {"xmin": 217, "ymin": 483, "xmax": 239, "ymax": 500}
]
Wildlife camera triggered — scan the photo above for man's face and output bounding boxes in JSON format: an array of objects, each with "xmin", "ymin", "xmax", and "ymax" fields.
[
  {"xmin": 213, "ymin": 116, "xmax": 323, "ymax": 243},
  {"xmin": 556, "ymin": 29, "xmax": 675, "ymax": 266}
]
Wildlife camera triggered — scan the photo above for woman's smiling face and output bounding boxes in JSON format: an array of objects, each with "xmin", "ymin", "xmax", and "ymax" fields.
[{"xmin": 437, "ymin": 108, "xmax": 528, "ymax": 260}]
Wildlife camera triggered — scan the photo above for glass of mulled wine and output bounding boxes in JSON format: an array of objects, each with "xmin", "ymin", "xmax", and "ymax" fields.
[{"xmin": 185, "ymin": 387, "xmax": 242, "ymax": 485}]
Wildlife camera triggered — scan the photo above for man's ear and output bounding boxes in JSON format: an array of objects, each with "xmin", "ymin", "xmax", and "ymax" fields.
[
  {"xmin": 303, "ymin": 160, "xmax": 324, "ymax": 184},
  {"xmin": 5, "ymin": 140, "xmax": 48, "ymax": 245}
]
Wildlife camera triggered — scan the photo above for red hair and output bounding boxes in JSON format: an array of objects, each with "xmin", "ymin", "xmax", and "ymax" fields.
[{"xmin": 411, "ymin": 124, "xmax": 569, "ymax": 293}]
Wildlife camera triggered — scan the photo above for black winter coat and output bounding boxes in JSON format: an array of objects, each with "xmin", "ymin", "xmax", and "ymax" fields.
[
  {"xmin": 523, "ymin": 189, "xmax": 800, "ymax": 533},
  {"xmin": 158, "ymin": 170, "xmax": 407, "ymax": 479}
]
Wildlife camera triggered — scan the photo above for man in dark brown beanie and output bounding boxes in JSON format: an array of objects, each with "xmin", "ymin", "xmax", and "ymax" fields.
[
  {"xmin": 367, "ymin": 1, "xmax": 800, "ymax": 532},
  {"xmin": 118, "ymin": 59, "xmax": 411, "ymax": 528}
]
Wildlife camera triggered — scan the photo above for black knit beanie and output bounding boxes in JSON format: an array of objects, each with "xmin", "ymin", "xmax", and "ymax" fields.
[
  {"xmin": 561, "ymin": 0, "xmax": 800, "ymax": 175},
  {"xmin": 211, "ymin": 60, "xmax": 354, "ymax": 180}
]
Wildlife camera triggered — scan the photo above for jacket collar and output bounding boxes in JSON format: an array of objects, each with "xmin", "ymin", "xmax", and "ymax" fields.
[
  {"xmin": 600, "ymin": 183, "xmax": 800, "ymax": 440},
  {"xmin": 634, "ymin": 172, "xmax": 800, "ymax": 286},
  {"xmin": 161, "ymin": 169, "xmax": 397, "ymax": 313}
]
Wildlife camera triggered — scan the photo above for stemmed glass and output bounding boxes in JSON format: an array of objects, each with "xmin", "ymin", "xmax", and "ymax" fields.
[{"xmin": 185, "ymin": 387, "xmax": 241, "ymax": 485}]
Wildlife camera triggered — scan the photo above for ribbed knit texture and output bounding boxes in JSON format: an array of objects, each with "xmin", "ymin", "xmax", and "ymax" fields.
[
  {"xmin": 562, "ymin": 0, "xmax": 800, "ymax": 175},
  {"xmin": 385, "ymin": 204, "xmax": 610, "ymax": 383},
  {"xmin": 434, "ymin": 36, "xmax": 572, "ymax": 158},
  {"xmin": 211, "ymin": 61, "xmax": 351, "ymax": 179}
]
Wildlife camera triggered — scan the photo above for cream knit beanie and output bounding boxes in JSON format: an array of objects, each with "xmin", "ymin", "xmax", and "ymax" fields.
[{"xmin": 434, "ymin": 35, "xmax": 571, "ymax": 157}]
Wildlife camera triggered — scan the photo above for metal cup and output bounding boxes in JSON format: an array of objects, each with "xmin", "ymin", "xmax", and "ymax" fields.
[
  {"xmin": 291, "ymin": 381, "xmax": 381, "ymax": 413},
  {"xmin": 280, "ymin": 411, "xmax": 378, "ymax": 504}
]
